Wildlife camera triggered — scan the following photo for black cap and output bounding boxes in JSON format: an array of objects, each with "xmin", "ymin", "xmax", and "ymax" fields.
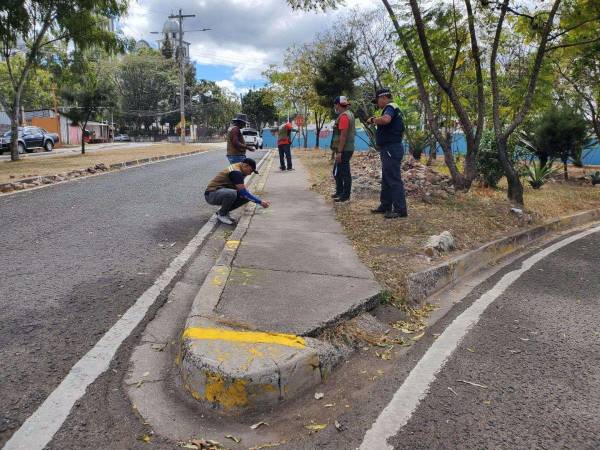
[
  {"xmin": 372, "ymin": 88, "xmax": 392, "ymax": 104},
  {"xmin": 242, "ymin": 157, "xmax": 259, "ymax": 174}
]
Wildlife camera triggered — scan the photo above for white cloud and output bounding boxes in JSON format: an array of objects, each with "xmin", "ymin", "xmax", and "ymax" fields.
[{"xmin": 119, "ymin": 0, "xmax": 380, "ymax": 90}]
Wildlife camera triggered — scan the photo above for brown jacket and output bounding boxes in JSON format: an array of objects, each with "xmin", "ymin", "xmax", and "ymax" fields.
[{"xmin": 226, "ymin": 126, "xmax": 246, "ymax": 156}]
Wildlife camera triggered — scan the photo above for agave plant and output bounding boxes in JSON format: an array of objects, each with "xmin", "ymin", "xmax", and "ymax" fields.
[
  {"xmin": 590, "ymin": 171, "xmax": 600, "ymax": 186},
  {"xmin": 524, "ymin": 161, "xmax": 557, "ymax": 189}
]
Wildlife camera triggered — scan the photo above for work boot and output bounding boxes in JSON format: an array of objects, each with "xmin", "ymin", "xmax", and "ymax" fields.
[
  {"xmin": 334, "ymin": 197, "xmax": 350, "ymax": 203},
  {"xmin": 331, "ymin": 193, "xmax": 340, "ymax": 199},
  {"xmin": 384, "ymin": 211, "xmax": 408, "ymax": 219},
  {"xmin": 371, "ymin": 206, "xmax": 390, "ymax": 214}
]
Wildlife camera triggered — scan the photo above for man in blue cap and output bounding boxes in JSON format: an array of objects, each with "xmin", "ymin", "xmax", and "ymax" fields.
[{"xmin": 367, "ymin": 88, "xmax": 408, "ymax": 218}]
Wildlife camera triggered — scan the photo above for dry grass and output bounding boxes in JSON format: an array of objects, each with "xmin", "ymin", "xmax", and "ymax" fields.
[
  {"xmin": 0, "ymin": 143, "xmax": 217, "ymax": 184},
  {"xmin": 299, "ymin": 149, "xmax": 600, "ymax": 306}
]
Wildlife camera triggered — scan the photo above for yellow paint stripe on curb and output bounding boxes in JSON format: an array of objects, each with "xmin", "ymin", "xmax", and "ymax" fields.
[
  {"xmin": 225, "ymin": 240, "xmax": 240, "ymax": 250},
  {"xmin": 183, "ymin": 327, "xmax": 306, "ymax": 349}
]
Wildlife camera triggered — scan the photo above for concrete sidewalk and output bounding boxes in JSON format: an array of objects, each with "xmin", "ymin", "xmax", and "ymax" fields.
[
  {"xmin": 179, "ymin": 155, "xmax": 380, "ymax": 412},
  {"xmin": 216, "ymin": 162, "xmax": 379, "ymax": 336}
]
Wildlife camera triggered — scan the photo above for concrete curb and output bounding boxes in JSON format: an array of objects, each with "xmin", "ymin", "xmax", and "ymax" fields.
[
  {"xmin": 0, "ymin": 148, "xmax": 209, "ymax": 195},
  {"xmin": 407, "ymin": 208, "xmax": 600, "ymax": 303},
  {"xmin": 178, "ymin": 152, "xmax": 343, "ymax": 414}
]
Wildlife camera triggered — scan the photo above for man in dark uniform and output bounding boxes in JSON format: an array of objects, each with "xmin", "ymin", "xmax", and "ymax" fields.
[
  {"xmin": 226, "ymin": 113, "xmax": 253, "ymax": 164},
  {"xmin": 331, "ymin": 96, "xmax": 356, "ymax": 202},
  {"xmin": 367, "ymin": 88, "xmax": 408, "ymax": 219},
  {"xmin": 205, "ymin": 158, "xmax": 270, "ymax": 225}
]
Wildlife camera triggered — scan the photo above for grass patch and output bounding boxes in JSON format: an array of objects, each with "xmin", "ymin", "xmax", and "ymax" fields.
[
  {"xmin": 0, "ymin": 143, "xmax": 217, "ymax": 184},
  {"xmin": 299, "ymin": 149, "xmax": 600, "ymax": 306}
]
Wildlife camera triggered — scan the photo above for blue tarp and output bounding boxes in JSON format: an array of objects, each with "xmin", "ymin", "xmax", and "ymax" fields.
[{"xmin": 261, "ymin": 129, "xmax": 600, "ymax": 165}]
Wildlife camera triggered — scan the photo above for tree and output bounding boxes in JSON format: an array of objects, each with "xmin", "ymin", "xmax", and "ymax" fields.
[
  {"xmin": 161, "ymin": 36, "xmax": 173, "ymax": 60},
  {"xmin": 242, "ymin": 89, "xmax": 277, "ymax": 128},
  {"xmin": 0, "ymin": 0, "xmax": 127, "ymax": 161},
  {"xmin": 114, "ymin": 48, "xmax": 178, "ymax": 134},
  {"xmin": 530, "ymin": 107, "xmax": 590, "ymax": 180},
  {"xmin": 61, "ymin": 51, "xmax": 117, "ymax": 154}
]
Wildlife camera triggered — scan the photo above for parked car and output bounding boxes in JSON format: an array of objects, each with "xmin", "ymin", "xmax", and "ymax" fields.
[
  {"xmin": 113, "ymin": 134, "xmax": 131, "ymax": 142},
  {"xmin": 241, "ymin": 127, "xmax": 263, "ymax": 149},
  {"xmin": 0, "ymin": 126, "xmax": 59, "ymax": 154}
]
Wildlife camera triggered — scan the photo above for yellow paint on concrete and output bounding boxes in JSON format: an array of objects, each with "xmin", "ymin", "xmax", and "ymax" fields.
[
  {"xmin": 204, "ymin": 372, "xmax": 249, "ymax": 408},
  {"xmin": 182, "ymin": 327, "xmax": 306, "ymax": 349},
  {"xmin": 225, "ymin": 240, "xmax": 240, "ymax": 250}
]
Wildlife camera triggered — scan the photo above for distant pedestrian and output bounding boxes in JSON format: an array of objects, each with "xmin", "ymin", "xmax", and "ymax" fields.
[
  {"xmin": 331, "ymin": 96, "xmax": 356, "ymax": 203},
  {"xmin": 226, "ymin": 113, "xmax": 254, "ymax": 164},
  {"xmin": 367, "ymin": 88, "xmax": 407, "ymax": 218},
  {"xmin": 277, "ymin": 119, "xmax": 294, "ymax": 171},
  {"xmin": 205, "ymin": 158, "xmax": 270, "ymax": 225}
]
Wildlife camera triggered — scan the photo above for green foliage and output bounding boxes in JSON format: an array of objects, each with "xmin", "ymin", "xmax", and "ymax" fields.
[
  {"xmin": 405, "ymin": 129, "xmax": 429, "ymax": 161},
  {"xmin": 242, "ymin": 89, "xmax": 277, "ymax": 128},
  {"xmin": 313, "ymin": 41, "xmax": 361, "ymax": 106},
  {"xmin": 161, "ymin": 38, "xmax": 173, "ymax": 60},
  {"xmin": 524, "ymin": 161, "xmax": 557, "ymax": 190},
  {"xmin": 476, "ymin": 130, "xmax": 505, "ymax": 188},
  {"xmin": 0, "ymin": 55, "xmax": 54, "ymax": 110}
]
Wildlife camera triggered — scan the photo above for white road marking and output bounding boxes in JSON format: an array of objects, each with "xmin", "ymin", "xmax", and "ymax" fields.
[
  {"xmin": 359, "ymin": 224, "xmax": 600, "ymax": 450},
  {"xmin": 3, "ymin": 150, "xmax": 270, "ymax": 450}
]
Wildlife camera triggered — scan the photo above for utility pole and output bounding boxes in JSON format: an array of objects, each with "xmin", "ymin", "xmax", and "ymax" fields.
[{"xmin": 169, "ymin": 9, "xmax": 195, "ymax": 146}]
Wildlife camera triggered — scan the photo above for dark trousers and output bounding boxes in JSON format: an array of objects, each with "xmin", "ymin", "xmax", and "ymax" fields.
[
  {"xmin": 278, "ymin": 144, "xmax": 292, "ymax": 170},
  {"xmin": 380, "ymin": 143, "xmax": 408, "ymax": 214},
  {"xmin": 333, "ymin": 151, "xmax": 353, "ymax": 199},
  {"xmin": 205, "ymin": 189, "xmax": 249, "ymax": 215}
]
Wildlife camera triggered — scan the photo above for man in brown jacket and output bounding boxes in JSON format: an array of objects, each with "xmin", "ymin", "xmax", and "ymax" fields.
[{"xmin": 226, "ymin": 113, "xmax": 254, "ymax": 163}]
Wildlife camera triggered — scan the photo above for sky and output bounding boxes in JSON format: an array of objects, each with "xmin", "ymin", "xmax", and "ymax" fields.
[{"xmin": 118, "ymin": 0, "xmax": 379, "ymax": 94}]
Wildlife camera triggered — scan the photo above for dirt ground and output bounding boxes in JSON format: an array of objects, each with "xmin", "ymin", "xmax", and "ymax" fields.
[
  {"xmin": 299, "ymin": 149, "xmax": 600, "ymax": 307},
  {"xmin": 0, "ymin": 144, "xmax": 214, "ymax": 184}
]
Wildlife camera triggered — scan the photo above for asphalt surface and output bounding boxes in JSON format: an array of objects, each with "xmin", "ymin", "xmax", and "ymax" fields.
[{"xmin": 0, "ymin": 148, "xmax": 255, "ymax": 446}]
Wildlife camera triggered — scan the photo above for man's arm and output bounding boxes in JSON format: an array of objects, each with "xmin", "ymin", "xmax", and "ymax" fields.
[
  {"xmin": 235, "ymin": 183, "xmax": 270, "ymax": 208},
  {"xmin": 368, "ymin": 106, "xmax": 395, "ymax": 125},
  {"xmin": 231, "ymin": 127, "xmax": 250, "ymax": 151}
]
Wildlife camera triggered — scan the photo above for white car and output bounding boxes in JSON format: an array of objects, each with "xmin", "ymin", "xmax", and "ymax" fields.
[{"xmin": 241, "ymin": 128, "xmax": 263, "ymax": 149}]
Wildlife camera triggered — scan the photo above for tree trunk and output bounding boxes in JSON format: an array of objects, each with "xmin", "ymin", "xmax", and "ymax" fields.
[
  {"xmin": 427, "ymin": 137, "xmax": 437, "ymax": 166},
  {"xmin": 563, "ymin": 161, "xmax": 568, "ymax": 180},
  {"xmin": 497, "ymin": 136, "xmax": 524, "ymax": 206},
  {"xmin": 314, "ymin": 111, "xmax": 321, "ymax": 149},
  {"xmin": 9, "ymin": 104, "xmax": 20, "ymax": 161}
]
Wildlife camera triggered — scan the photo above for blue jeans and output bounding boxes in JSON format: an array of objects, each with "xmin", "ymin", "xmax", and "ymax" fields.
[
  {"xmin": 379, "ymin": 143, "xmax": 408, "ymax": 214},
  {"xmin": 227, "ymin": 155, "xmax": 246, "ymax": 164}
]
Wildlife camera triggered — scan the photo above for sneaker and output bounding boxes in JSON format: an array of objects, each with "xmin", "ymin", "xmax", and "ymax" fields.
[
  {"xmin": 371, "ymin": 206, "xmax": 390, "ymax": 214},
  {"xmin": 287, "ymin": 167, "xmax": 294, "ymax": 171},
  {"xmin": 216, "ymin": 213, "xmax": 234, "ymax": 225},
  {"xmin": 331, "ymin": 193, "xmax": 340, "ymax": 199},
  {"xmin": 334, "ymin": 197, "xmax": 350, "ymax": 203},
  {"xmin": 384, "ymin": 211, "xmax": 408, "ymax": 219},
  {"xmin": 280, "ymin": 167, "xmax": 286, "ymax": 171}
]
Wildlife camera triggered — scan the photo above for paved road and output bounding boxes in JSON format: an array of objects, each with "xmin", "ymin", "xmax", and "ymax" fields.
[{"xmin": 0, "ymin": 148, "xmax": 256, "ymax": 446}]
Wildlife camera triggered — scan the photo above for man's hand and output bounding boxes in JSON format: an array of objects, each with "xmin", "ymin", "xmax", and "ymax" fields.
[
  {"xmin": 335, "ymin": 152, "xmax": 342, "ymax": 163},
  {"xmin": 367, "ymin": 117, "xmax": 375, "ymax": 125},
  {"xmin": 246, "ymin": 145, "xmax": 255, "ymax": 151},
  {"xmin": 260, "ymin": 200, "xmax": 270, "ymax": 208}
]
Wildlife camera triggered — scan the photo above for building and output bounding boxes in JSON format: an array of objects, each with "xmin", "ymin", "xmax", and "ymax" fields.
[{"xmin": 156, "ymin": 18, "xmax": 190, "ymax": 62}]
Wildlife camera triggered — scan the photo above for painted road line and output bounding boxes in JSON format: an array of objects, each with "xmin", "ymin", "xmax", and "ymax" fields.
[
  {"xmin": 359, "ymin": 224, "xmax": 600, "ymax": 450},
  {"xmin": 3, "ymin": 217, "xmax": 218, "ymax": 450},
  {"xmin": 3, "ymin": 150, "xmax": 271, "ymax": 450},
  {"xmin": 182, "ymin": 327, "xmax": 306, "ymax": 348}
]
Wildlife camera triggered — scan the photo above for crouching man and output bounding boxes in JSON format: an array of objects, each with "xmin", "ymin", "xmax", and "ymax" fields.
[{"xmin": 204, "ymin": 158, "xmax": 270, "ymax": 225}]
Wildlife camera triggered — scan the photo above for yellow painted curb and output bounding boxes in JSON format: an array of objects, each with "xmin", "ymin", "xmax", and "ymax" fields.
[{"xmin": 183, "ymin": 327, "xmax": 306, "ymax": 349}]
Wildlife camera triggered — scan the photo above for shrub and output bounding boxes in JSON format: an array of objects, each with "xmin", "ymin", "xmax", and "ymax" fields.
[
  {"xmin": 476, "ymin": 130, "xmax": 504, "ymax": 188},
  {"xmin": 525, "ymin": 161, "xmax": 557, "ymax": 189}
]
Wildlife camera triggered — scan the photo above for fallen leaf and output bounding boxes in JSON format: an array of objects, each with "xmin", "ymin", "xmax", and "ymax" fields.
[
  {"xmin": 142, "ymin": 371, "xmax": 150, "ymax": 377},
  {"xmin": 334, "ymin": 420, "xmax": 345, "ymax": 432},
  {"xmin": 457, "ymin": 379, "xmax": 488, "ymax": 389},
  {"xmin": 519, "ymin": 338, "xmax": 530, "ymax": 342},
  {"xmin": 509, "ymin": 349, "xmax": 522, "ymax": 354},
  {"xmin": 137, "ymin": 434, "xmax": 151, "ymax": 443},
  {"xmin": 324, "ymin": 403, "xmax": 335, "ymax": 408},
  {"xmin": 248, "ymin": 442, "xmax": 286, "ymax": 450},
  {"xmin": 178, "ymin": 443, "xmax": 199, "ymax": 449},
  {"xmin": 314, "ymin": 392, "xmax": 324, "ymax": 400},
  {"xmin": 225, "ymin": 435, "xmax": 241, "ymax": 443},
  {"xmin": 448, "ymin": 387, "xmax": 458, "ymax": 396},
  {"xmin": 467, "ymin": 347, "xmax": 475, "ymax": 353},
  {"xmin": 250, "ymin": 421, "xmax": 269, "ymax": 430},
  {"xmin": 483, "ymin": 400, "xmax": 491, "ymax": 405},
  {"xmin": 411, "ymin": 332, "xmax": 425, "ymax": 341},
  {"xmin": 151, "ymin": 343, "xmax": 167, "ymax": 352},
  {"xmin": 136, "ymin": 380, "xmax": 144, "ymax": 388},
  {"xmin": 304, "ymin": 423, "xmax": 327, "ymax": 431}
]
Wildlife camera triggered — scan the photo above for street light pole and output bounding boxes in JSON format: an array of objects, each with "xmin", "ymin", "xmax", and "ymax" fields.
[{"xmin": 169, "ymin": 9, "xmax": 195, "ymax": 146}]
